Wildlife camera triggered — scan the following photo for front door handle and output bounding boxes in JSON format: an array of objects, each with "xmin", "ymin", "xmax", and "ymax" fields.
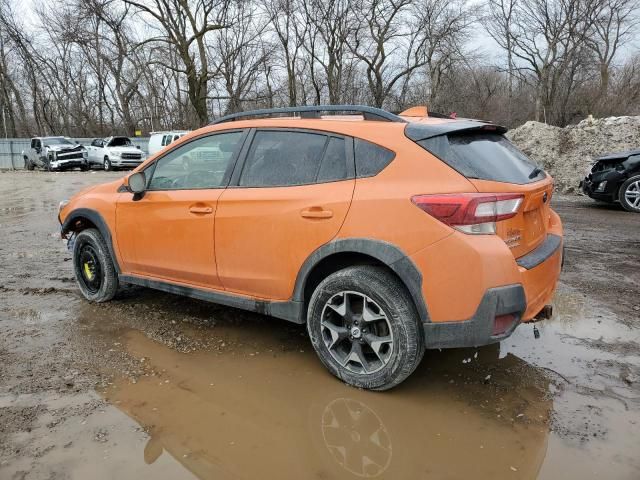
[
  {"xmin": 301, "ymin": 207, "xmax": 333, "ymax": 219},
  {"xmin": 189, "ymin": 205, "xmax": 214, "ymax": 214}
]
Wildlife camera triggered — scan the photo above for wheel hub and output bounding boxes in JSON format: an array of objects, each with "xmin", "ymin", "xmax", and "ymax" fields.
[{"xmin": 350, "ymin": 326, "xmax": 362, "ymax": 339}]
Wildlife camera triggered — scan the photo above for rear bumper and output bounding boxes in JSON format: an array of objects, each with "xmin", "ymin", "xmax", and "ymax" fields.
[
  {"xmin": 412, "ymin": 209, "xmax": 563, "ymax": 349},
  {"xmin": 423, "ymin": 285, "xmax": 525, "ymax": 349}
]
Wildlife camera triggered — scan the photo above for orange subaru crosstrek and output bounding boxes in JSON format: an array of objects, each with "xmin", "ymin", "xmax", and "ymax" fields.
[{"xmin": 58, "ymin": 105, "xmax": 563, "ymax": 390}]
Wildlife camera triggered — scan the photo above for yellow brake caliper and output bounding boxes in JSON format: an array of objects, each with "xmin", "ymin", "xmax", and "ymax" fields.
[{"xmin": 84, "ymin": 262, "xmax": 94, "ymax": 280}]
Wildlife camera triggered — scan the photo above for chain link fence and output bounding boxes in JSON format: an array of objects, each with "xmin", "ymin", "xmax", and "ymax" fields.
[{"xmin": 0, "ymin": 138, "xmax": 150, "ymax": 169}]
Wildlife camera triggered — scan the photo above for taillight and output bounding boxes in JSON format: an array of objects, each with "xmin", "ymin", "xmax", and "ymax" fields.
[{"xmin": 411, "ymin": 193, "xmax": 523, "ymax": 234}]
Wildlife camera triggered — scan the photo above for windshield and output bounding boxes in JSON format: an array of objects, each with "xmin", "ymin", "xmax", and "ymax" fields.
[
  {"xmin": 44, "ymin": 137, "xmax": 74, "ymax": 147},
  {"xmin": 417, "ymin": 132, "xmax": 545, "ymax": 184},
  {"xmin": 109, "ymin": 137, "xmax": 133, "ymax": 147}
]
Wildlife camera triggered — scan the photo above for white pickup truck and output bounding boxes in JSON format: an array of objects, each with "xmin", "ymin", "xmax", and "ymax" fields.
[
  {"xmin": 86, "ymin": 136, "xmax": 146, "ymax": 171},
  {"xmin": 23, "ymin": 137, "xmax": 89, "ymax": 171}
]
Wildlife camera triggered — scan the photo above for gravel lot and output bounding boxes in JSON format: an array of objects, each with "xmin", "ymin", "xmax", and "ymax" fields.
[{"xmin": 0, "ymin": 170, "xmax": 639, "ymax": 479}]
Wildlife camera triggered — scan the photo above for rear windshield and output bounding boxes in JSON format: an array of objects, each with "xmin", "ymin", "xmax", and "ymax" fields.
[
  {"xmin": 109, "ymin": 137, "xmax": 133, "ymax": 147},
  {"xmin": 417, "ymin": 132, "xmax": 545, "ymax": 184},
  {"xmin": 44, "ymin": 138, "xmax": 73, "ymax": 146}
]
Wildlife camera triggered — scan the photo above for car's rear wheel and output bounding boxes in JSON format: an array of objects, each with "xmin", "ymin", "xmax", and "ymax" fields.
[
  {"xmin": 73, "ymin": 228, "xmax": 118, "ymax": 302},
  {"xmin": 307, "ymin": 266, "xmax": 424, "ymax": 391},
  {"xmin": 104, "ymin": 157, "xmax": 112, "ymax": 171},
  {"xmin": 619, "ymin": 175, "xmax": 640, "ymax": 213}
]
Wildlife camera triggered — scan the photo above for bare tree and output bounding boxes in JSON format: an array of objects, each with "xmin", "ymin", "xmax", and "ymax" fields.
[
  {"xmin": 302, "ymin": 0, "xmax": 355, "ymax": 105},
  {"xmin": 209, "ymin": 2, "xmax": 272, "ymax": 114},
  {"xmin": 124, "ymin": 0, "xmax": 230, "ymax": 126},
  {"xmin": 411, "ymin": 0, "xmax": 473, "ymax": 109},
  {"xmin": 265, "ymin": 0, "xmax": 307, "ymax": 106},
  {"xmin": 349, "ymin": 0, "xmax": 434, "ymax": 108},
  {"xmin": 484, "ymin": 0, "xmax": 598, "ymax": 123},
  {"xmin": 585, "ymin": 0, "xmax": 638, "ymax": 97}
]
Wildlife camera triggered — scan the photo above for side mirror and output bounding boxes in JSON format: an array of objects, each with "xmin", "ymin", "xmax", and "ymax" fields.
[
  {"xmin": 136, "ymin": 145, "xmax": 141, "ymax": 150},
  {"xmin": 128, "ymin": 172, "xmax": 146, "ymax": 195}
]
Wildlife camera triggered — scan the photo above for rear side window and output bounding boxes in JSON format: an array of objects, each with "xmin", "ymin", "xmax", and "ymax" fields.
[
  {"xmin": 418, "ymin": 132, "xmax": 545, "ymax": 184},
  {"xmin": 317, "ymin": 137, "xmax": 347, "ymax": 182},
  {"xmin": 239, "ymin": 131, "xmax": 348, "ymax": 187},
  {"xmin": 354, "ymin": 139, "xmax": 395, "ymax": 177}
]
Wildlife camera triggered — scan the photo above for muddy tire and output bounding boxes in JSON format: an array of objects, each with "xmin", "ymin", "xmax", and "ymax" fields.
[
  {"xmin": 73, "ymin": 228, "xmax": 118, "ymax": 302},
  {"xmin": 307, "ymin": 266, "xmax": 425, "ymax": 391},
  {"xmin": 619, "ymin": 175, "xmax": 640, "ymax": 213}
]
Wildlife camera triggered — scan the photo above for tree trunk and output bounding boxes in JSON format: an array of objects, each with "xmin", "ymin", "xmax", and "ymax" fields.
[{"xmin": 599, "ymin": 62, "xmax": 609, "ymax": 98}]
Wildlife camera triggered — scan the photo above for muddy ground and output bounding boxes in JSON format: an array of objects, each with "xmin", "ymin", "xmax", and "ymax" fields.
[{"xmin": 0, "ymin": 170, "xmax": 638, "ymax": 480}]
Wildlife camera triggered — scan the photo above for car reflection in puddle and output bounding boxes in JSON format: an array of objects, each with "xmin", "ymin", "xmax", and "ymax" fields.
[{"xmin": 102, "ymin": 330, "xmax": 550, "ymax": 479}]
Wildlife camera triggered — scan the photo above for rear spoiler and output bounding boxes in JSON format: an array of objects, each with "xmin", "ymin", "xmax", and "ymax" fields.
[{"xmin": 405, "ymin": 121, "xmax": 508, "ymax": 142}]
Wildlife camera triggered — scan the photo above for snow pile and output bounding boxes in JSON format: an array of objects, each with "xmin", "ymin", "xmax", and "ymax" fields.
[{"xmin": 507, "ymin": 116, "xmax": 640, "ymax": 193}]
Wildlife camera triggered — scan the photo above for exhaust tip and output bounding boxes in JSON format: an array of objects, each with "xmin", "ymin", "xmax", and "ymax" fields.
[{"xmin": 535, "ymin": 304, "xmax": 553, "ymax": 320}]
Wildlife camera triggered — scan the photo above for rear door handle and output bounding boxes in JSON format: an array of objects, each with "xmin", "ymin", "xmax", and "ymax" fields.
[
  {"xmin": 301, "ymin": 207, "xmax": 333, "ymax": 219},
  {"xmin": 189, "ymin": 205, "xmax": 214, "ymax": 214}
]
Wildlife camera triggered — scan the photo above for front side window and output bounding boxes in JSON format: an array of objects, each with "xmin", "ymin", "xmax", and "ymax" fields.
[
  {"xmin": 239, "ymin": 130, "xmax": 347, "ymax": 187},
  {"xmin": 148, "ymin": 131, "xmax": 243, "ymax": 190},
  {"xmin": 31, "ymin": 139, "xmax": 39, "ymax": 149}
]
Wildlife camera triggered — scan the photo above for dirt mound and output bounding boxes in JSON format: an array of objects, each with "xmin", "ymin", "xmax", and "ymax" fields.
[{"xmin": 507, "ymin": 116, "xmax": 640, "ymax": 193}]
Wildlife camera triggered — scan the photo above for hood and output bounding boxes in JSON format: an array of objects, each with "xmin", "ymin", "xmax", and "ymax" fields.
[
  {"xmin": 46, "ymin": 144, "xmax": 85, "ymax": 152},
  {"xmin": 596, "ymin": 148, "xmax": 640, "ymax": 161}
]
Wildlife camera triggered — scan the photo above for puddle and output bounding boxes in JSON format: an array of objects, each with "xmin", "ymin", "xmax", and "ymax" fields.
[
  {"xmin": 90, "ymin": 284, "xmax": 640, "ymax": 480},
  {"xmin": 103, "ymin": 330, "xmax": 551, "ymax": 479}
]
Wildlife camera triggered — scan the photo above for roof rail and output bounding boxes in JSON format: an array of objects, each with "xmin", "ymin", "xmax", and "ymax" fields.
[{"xmin": 210, "ymin": 105, "xmax": 407, "ymax": 125}]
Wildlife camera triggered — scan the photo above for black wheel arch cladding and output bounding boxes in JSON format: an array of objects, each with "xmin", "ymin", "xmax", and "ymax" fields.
[
  {"xmin": 61, "ymin": 208, "xmax": 121, "ymax": 273},
  {"xmin": 293, "ymin": 238, "xmax": 430, "ymax": 324}
]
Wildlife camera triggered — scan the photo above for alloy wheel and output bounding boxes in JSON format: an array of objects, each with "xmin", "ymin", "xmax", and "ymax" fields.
[
  {"xmin": 320, "ymin": 291, "xmax": 394, "ymax": 374},
  {"xmin": 624, "ymin": 180, "xmax": 640, "ymax": 209}
]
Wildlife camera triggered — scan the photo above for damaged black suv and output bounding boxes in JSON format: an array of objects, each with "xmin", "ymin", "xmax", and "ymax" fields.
[{"xmin": 581, "ymin": 149, "xmax": 640, "ymax": 212}]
